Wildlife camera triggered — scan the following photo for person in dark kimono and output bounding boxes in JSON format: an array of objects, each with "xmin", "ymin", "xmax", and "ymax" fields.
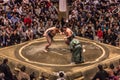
[
  {"xmin": 10, "ymin": 30, "xmax": 21, "ymax": 45},
  {"xmin": 0, "ymin": 58, "xmax": 13, "ymax": 80},
  {"xmin": 92, "ymin": 64, "xmax": 109, "ymax": 80},
  {"xmin": 0, "ymin": 32, "xmax": 9, "ymax": 47}
]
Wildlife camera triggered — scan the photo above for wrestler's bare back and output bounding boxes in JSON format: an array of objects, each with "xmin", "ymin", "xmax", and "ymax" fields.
[
  {"xmin": 64, "ymin": 28, "xmax": 73, "ymax": 37},
  {"xmin": 44, "ymin": 27, "xmax": 58, "ymax": 36}
]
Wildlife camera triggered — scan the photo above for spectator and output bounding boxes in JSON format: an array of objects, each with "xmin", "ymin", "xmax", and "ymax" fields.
[
  {"xmin": 25, "ymin": 27, "xmax": 33, "ymax": 41},
  {"xmin": 116, "ymin": 65, "xmax": 120, "ymax": 79},
  {"xmin": 10, "ymin": 14, "xmax": 19, "ymax": 25},
  {"xmin": 0, "ymin": 31, "xmax": 9, "ymax": 47},
  {"xmin": 45, "ymin": 19, "xmax": 53, "ymax": 29},
  {"xmin": 92, "ymin": 64, "xmax": 109, "ymax": 80},
  {"xmin": 0, "ymin": 58, "xmax": 13, "ymax": 80},
  {"xmin": 10, "ymin": 30, "xmax": 21, "ymax": 45},
  {"xmin": 39, "ymin": 73, "xmax": 46, "ymax": 80},
  {"xmin": 84, "ymin": 27, "xmax": 94, "ymax": 40},
  {"xmin": 37, "ymin": 29, "xmax": 44, "ymax": 37},
  {"xmin": 106, "ymin": 63, "xmax": 118, "ymax": 80},
  {"xmin": 24, "ymin": 15, "xmax": 32, "ymax": 27},
  {"xmin": 97, "ymin": 28, "xmax": 103, "ymax": 42},
  {"xmin": 29, "ymin": 72, "xmax": 36, "ymax": 80},
  {"xmin": 17, "ymin": 65, "xmax": 30, "ymax": 80},
  {"xmin": 0, "ymin": 60, "xmax": 5, "ymax": 80},
  {"xmin": 56, "ymin": 71, "xmax": 66, "ymax": 80}
]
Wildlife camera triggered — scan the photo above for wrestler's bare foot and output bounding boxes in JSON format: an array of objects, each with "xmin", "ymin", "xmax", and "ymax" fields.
[
  {"xmin": 44, "ymin": 49, "xmax": 48, "ymax": 52},
  {"xmin": 43, "ymin": 49, "xmax": 48, "ymax": 52},
  {"xmin": 43, "ymin": 47, "xmax": 50, "ymax": 52}
]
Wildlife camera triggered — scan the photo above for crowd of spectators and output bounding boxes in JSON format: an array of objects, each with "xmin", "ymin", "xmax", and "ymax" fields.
[
  {"xmin": 92, "ymin": 63, "xmax": 120, "ymax": 80},
  {"xmin": 0, "ymin": 58, "xmax": 67, "ymax": 80},
  {"xmin": 0, "ymin": 0, "xmax": 58, "ymax": 47},
  {"xmin": 68, "ymin": 0, "xmax": 120, "ymax": 46},
  {"xmin": 0, "ymin": 58, "xmax": 49, "ymax": 80},
  {"xmin": 0, "ymin": 58, "xmax": 32, "ymax": 80},
  {"xmin": 0, "ymin": 0, "xmax": 120, "ymax": 48}
]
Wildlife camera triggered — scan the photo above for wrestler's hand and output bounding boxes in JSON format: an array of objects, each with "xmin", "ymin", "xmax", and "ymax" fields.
[{"xmin": 43, "ymin": 33, "xmax": 46, "ymax": 37}]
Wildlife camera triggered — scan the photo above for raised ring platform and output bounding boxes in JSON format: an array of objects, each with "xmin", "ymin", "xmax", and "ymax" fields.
[{"xmin": 1, "ymin": 35, "xmax": 119, "ymax": 80}]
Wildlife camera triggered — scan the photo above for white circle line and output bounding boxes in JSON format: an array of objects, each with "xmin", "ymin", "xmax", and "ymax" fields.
[{"xmin": 19, "ymin": 39, "xmax": 106, "ymax": 66}]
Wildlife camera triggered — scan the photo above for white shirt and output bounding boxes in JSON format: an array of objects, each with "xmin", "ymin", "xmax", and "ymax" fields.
[
  {"xmin": 23, "ymin": 0, "xmax": 29, "ymax": 4},
  {"xmin": 57, "ymin": 78, "xmax": 66, "ymax": 80},
  {"xmin": 3, "ymin": 0, "xmax": 9, "ymax": 3}
]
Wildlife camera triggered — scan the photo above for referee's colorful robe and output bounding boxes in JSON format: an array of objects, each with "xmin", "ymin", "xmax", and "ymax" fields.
[{"xmin": 70, "ymin": 39, "xmax": 83, "ymax": 63}]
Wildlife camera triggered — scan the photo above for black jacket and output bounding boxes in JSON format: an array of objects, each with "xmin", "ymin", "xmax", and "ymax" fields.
[
  {"xmin": 0, "ymin": 63, "xmax": 13, "ymax": 80},
  {"xmin": 92, "ymin": 70, "xmax": 109, "ymax": 80}
]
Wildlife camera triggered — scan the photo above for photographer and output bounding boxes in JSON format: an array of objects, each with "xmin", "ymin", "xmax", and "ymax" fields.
[{"xmin": 56, "ymin": 71, "xmax": 66, "ymax": 80}]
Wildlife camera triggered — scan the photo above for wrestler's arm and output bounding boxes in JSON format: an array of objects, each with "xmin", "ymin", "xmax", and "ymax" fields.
[
  {"xmin": 58, "ymin": 29, "xmax": 62, "ymax": 34},
  {"xmin": 43, "ymin": 27, "xmax": 55, "ymax": 36}
]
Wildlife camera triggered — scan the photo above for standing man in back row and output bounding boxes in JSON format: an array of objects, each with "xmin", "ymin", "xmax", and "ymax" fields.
[{"xmin": 0, "ymin": 58, "xmax": 13, "ymax": 80}]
